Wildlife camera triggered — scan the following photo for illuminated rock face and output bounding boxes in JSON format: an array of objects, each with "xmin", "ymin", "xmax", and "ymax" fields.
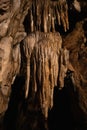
[
  {"xmin": 0, "ymin": 36, "xmax": 21, "ymax": 114},
  {"xmin": 0, "ymin": 37, "xmax": 13, "ymax": 114},
  {"xmin": 0, "ymin": 0, "xmax": 31, "ymax": 115}
]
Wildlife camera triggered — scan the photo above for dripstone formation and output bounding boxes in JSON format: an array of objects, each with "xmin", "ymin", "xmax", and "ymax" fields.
[
  {"xmin": 23, "ymin": 32, "xmax": 69, "ymax": 118},
  {"xmin": 0, "ymin": 0, "xmax": 87, "ymax": 130}
]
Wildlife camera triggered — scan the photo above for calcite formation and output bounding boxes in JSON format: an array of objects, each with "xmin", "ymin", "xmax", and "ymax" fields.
[
  {"xmin": 27, "ymin": 0, "xmax": 69, "ymax": 32},
  {"xmin": 23, "ymin": 32, "xmax": 70, "ymax": 118},
  {"xmin": 0, "ymin": 0, "xmax": 87, "ymax": 129}
]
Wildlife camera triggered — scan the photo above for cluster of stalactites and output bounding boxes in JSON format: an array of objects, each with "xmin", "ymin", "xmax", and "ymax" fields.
[
  {"xmin": 23, "ymin": 32, "xmax": 69, "ymax": 118},
  {"xmin": 28, "ymin": 0, "xmax": 69, "ymax": 33}
]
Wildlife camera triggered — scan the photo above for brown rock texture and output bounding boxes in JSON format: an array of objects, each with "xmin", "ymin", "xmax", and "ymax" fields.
[
  {"xmin": 0, "ymin": 0, "xmax": 32, "ymax": 114},
  {"xmin": 63, "ymin": 19, "xmax": 87, "ymax": 115},
  {"xmin": 0, "ymin": 0, "xmax": 87, "ymax": 130}
]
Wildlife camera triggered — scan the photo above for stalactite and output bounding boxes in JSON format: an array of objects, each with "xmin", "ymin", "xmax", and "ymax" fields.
[
  {"xmin": 64, "ymin": 2, "xmax": 69, "ymax": 31},
  {"xmin": 28, "ymin": 0, "xmax": 69, "ymax": 32},
  {"xmin": 23, "ymin": 32, "xmax": 70, "ymax": 118},
  {"xmin": 24, "ymin": 0, "xmax": 69, "ymax": 33},
  {"xmin": 12, "ymin": 43, "xmax": 21, "ymax": 83},
  {"xmin": 51, "ymin": 16, "xmax": 55, "ymax": 32},
  {"xmin": 47, "ymin": 7, "xmax": 51, "ymax": 32},
  {"xmin": 30, "ymin": 8, "xmax": 34, "ymax": 32},
  {"xmin": 36, "ymin": 0, "xmax": 39, "ymax": 30},
  {"xmin": 56, "ymin": 4, "xmax": 61, "ymax": 26},
  {"xmin": 43, "ymin": 0, "xmax": 49, "ymax": 32},
  {"xmin": 23, "ymin": 34, "xmax": 36, "ymax": 98},
  {"xmin": 59, "ymin": 1, "xmax": 66, "ymax": 31},
  {"xmin": 58, "ymin": 0, "xmax": 69, "ymax": 31}
]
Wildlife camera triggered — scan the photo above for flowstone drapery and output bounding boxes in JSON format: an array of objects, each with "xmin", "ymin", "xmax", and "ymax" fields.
[{"xmin": 23, "ymin": 32, "xmax": 70, "ymax": 118}]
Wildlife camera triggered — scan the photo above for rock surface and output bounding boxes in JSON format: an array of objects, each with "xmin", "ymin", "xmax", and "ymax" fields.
[{"xmin": 63, "ymin": 19, "xmax": 87, "ymax": 116}]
